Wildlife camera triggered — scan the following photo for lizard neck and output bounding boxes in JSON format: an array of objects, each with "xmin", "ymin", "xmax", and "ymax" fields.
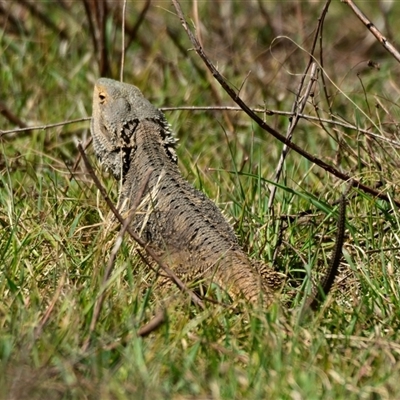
[
  {"xmin": 136, "ymin": 119, "xmax": 177, "ymax": 165},
  {"xmin": 121, "ymin": 119, "xmax": 180, "ymax": 199}
]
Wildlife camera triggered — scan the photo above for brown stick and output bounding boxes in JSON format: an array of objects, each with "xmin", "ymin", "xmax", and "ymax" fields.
[
  {"xmin": 2, "ymin": 111, "xmax": 398, "ymax": 150},
  {"xmin": 270, "ymin": 1, "xmax": 332, "ymax": 208},
  {"xmin": 0, "ymin": 101, "xmax": 27, "ymax": 128},
  {"xmin": 81, "ymin": 170, "xmax": 153, "ymax": 352},
  {"xmin": 20, "ymin": 0, "xmax": 68, "ymax": 40},
  {"xmin": 268, "ymin": 62, "xmax": 319, "ymax": 210},
  {"xmin": 103, "ymin": 308, "xmax": 167, "ymax": 350},
  {"xmin": 170, "ymin": 0, "xmax": 400, "ymax": 208},
  {"xmin": 121, "ymin": 0, "xmax": 151, "ymax": 53},
  {"xmin": 137, "ymin": 308, "xmax": 166, "ymax": 337},
  {"xmin": 0, "ymin": 117, "xmax": 90, "ymax": 137},
  {"xmin": 318, "ymin": 0, "xmax": 334, "ymax": 114},
  {"xmin": 120, "ymin": 0, "xmax": 127, "ymax": 82},
  {"xmin": 81, "ymin": 0, "xmax": 110, "ymax": 76},
  {"xmin": 34, "ymin": 273, "xmax": 66, "ymax": 341},
  {"xmin": 341, "ymin": 0, "xmax": 400, "ymax": 64}
]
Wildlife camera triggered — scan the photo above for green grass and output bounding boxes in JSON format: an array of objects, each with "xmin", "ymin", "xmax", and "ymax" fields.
[{"xmin": 1, "ymin": 1, "xmax": 400, "ymax": 399}]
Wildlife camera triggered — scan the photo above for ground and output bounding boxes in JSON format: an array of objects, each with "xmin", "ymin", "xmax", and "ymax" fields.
[{"xmin": 1, "ymin": 1, "xmax": 400, "ymax": 399}]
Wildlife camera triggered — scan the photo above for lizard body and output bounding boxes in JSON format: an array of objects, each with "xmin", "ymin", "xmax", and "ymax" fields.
[{"xmin": 90, "ymin": 77, "xmax": 345, "ymax": 308}]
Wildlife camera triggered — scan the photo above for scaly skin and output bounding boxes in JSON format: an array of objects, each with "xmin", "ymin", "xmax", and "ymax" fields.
[{"xmin": 91, "ymin": 77, "xmax": 344, "ymax": 308}]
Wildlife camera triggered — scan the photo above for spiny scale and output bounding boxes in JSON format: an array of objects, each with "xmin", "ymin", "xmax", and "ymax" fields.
[{"xmin": 90, "ymin": 77, "xmax": 345, "ymax": 309}]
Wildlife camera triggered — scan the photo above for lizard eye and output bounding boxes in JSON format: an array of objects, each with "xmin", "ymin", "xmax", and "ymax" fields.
[{"xmin": 99, "ymin": 92, "xmax": 106, "ymax": 103}]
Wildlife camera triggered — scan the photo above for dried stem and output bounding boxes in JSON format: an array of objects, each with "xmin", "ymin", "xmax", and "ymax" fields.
[
  {"xmin": 0, "ymin": 117, "xmax": 90, "ymax": 137},
  {"xmin": 81, "ymin": 0, "xmax": 110, "ymax": 76},
  {"xmin": 0, "ymin": 101, "xmax": 27, "ymax": 128},
  {"xmin": 137, "ymin": 308, "xmax": 166, "ymax": 337},
  {"xmin": 341, "ymin": 0, "xmax": 400, "ymax": 64},
  {"xmin": 81, "ymin": 170, "xmax": 153, "ymax": 352},
  {"xmin": 120, "ymin": 0, "xmax": 127, "ymax": 82},
  {"xmin": 2, "ymin": 111, "xmax": 399, "ymax": 150},
  {"xmin": 269, "ymin": 1, "xmax": 332, "ymax": 209},
  {"xmin": 19, "ymin": 0, "xmax": 68, "ymax": 40},
  {"xmin": 268, "ymin": 62, "xmax": 319, "ymax": 210},
  {"xmin": 103, "ymin": 308, "xmax": 167, "ymax": 350},
  {"xmin": 318, "ymin": 0, "xmax": 333, "ymax": 114},
  {"xmin": 269, "ymin": 62, "xmax": 319, "ymax": 267},
  {"xmin": 34, "ymin": 273, "xmax": 66, "ymax": 341},
  {"xmin": 170, "ymin": 0, "xmax": 400, "ymax": 208}
]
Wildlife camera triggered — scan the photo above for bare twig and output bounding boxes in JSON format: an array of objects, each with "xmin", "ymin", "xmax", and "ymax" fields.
[
  {"xmin": 77, "ymin": 144, "xmax": 205, "ymax": 310},
  {"xmin": 82, "ymin": 0, "xmax": 110, "ymax": 76},
  {"xmin": 300, "ymin": 179, "xmax": 352, "ymax": 318},
  {"xmin": 318, "ymin": 0, "xmax": 333, "ymax": 114},
  {"xmin": 20, "ymin": 0, "xmax": 68, "ymax": 40},
  {"xmin": 0, "ymin": 117, "xmax": 90, "ymax": 137},
  {"xmin": 117, "ymin": 0, "xmax": 151, "ymax": 53},
  {"xmin": 103, "ymin": 308, "xmax": 167, "ymax": 350},
  {"xmin": 0, "ymin": 101, "xmax": 27, "ymax": 128},
  {"xmin": 166, "ymin": 107, "xmax": 400, "ymax": 148},
  {"xmin": 269, "ymin": 1, "xmax": 332, "ymax": 209},
  {"xmin": 34, "ymin": 273, "xmax": 66, "ymax": 341},
  {"xmin": 81, "ymin": 170, "xmax": 153, "ymax": 352},
  {"xmin": 187, "ymin": 332, "xmax": 250, "ymax": 364},
  {"xmin": 268, "ymin": 48, "xmax": 319, "ymax": 259},
  {"xmin": 269, "ymin": 63, "xmax": 319, "ymax": 267},
  {"xmin": 2, "ymin": 110, "xmax": 398, "ymax": 150},
  {"xmin": 70, "ymin": 137, "xmax": 93, "ymax": 181},
  {"xmin": 170, "ymin": 0, "xmax": 400, "ymax": 208},
  {"xmin": 120, "ymin": 0, "xmax": 127, "ymax": 82},
  {"xmin": 341, "ymin": 0, "xmax": 400, "ymax": 64},
  {"xmin": 268, "ymin": 62, "xmax": 319, "ymax": 210},
  {"xmin": 137, "ymin": 308, "xmax": 166, "ymax": 337}
]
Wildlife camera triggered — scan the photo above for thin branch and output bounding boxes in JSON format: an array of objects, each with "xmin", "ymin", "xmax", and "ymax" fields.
[
  {"xmin": 169, "ymin": 107, "xmax": 400, "ymax": 148},
  {"xmin": 269, "ymin": 62, "xmax": 318, "ymax": 267},
  {"xmin": 82, "ymin": 0, "xmax": 110, "ymax": 76},
  {"xmin": 137, "ymin": 308, "xmax": 166, "ymax": 337},
  {"xmin": 70, "ymin": 137, "xmax": 93, "ymax": 181},
  {"xmin": 81, "ymin": 170, "xmax": 153, "ymax": 352},
  {"xmin": 0, "ymin": 117, "xmax": 90, "ymax": 137},
  {"xmin": 20, "ymin": 0, "xmax": 68, "ymax": 40},
  {"xmin": 0, "ymin": 101, "xmax": 27, "ymax": 128},
  {"xmin": 120, "ymin": 0, "xmax": 127, "ymax": 82},
  {"xmin": 119, "ymin": 0, "xmax": 151, "ymax": 53},
  {"xmin": 103, "ymin": 307, "xmax": 167, "ymax": 350},
  {"xmin": 319, "ymin": 0, "xmax": 333, "ymax": 114},
  {"xmin": 34, "ymin": 273, "xmax": 66, "ymax": 341},
  {"xmin": 341, "ymin": 0, "xmax": 400, "ymax": 64},
  {"xmin": 1, "ymin": 109, "xmax": 398, "ymax": 150},
  {"xmin": 170, "ymin": 0, "xmax": 400, "ymax": 208},
  {"xmin": 269, "ymin": 1, "xmax": 332, "ymax": 208},
  {"xmin": 268, "ymin": 62, "xmax": 319, "ymax": 210}
]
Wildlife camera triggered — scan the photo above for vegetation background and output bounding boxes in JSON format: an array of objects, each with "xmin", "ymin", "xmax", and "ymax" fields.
[{"xmin": 1, "ymin": 0, "xmax": 400, "ymax": 398}]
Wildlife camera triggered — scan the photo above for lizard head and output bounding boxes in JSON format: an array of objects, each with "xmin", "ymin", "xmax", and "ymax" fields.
[{"xmin": 91, "ymin": 78, "xmax": 177, "ymax": 180}]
